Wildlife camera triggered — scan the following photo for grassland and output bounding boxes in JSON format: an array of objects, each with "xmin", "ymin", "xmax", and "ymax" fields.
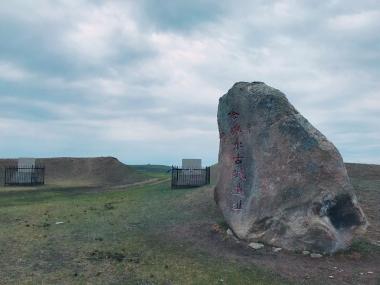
[
  {"xmin": 129, "ymin": 164, "xmax": 171, "ymax": 174},
  {"xmin": 0, "ymin": 178, "xmax": 287, "ymax": 285},
  {"xmin": 0, "ymin": 165, "xmax": 379, "ymax": 285}
]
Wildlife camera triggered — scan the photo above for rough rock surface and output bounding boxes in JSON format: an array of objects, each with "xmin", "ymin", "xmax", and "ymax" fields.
[{"xmin": 215, "ymin": 81, "xmax": 367, "ymax": 253}]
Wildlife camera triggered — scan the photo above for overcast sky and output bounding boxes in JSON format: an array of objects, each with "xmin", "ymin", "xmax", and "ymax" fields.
[{"xmin": 0, "ymin": 0, "xmax": 379, "ymax": 166}]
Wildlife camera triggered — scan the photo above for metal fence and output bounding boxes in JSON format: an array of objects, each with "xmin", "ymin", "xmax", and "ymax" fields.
[
  {"xmin": 4, "ymin": 165, "xmax": 45, "ymax": 186},
  {"xmin": 171, "ymin": 166, "xmax": 210, "ymax": 189}
]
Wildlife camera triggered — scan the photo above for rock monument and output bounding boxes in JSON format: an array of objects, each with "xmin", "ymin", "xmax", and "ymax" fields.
[{"xmin": 215, "ymin": 81, "xmax": 367, "ymax": 253}]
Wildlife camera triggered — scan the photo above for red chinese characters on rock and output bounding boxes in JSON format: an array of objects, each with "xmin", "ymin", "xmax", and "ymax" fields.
[
  {"xmin": 233, "ymin": 139, "xmax": 243, "ymax": 152},
  {"xmin": 232, "ymin": 200, "xmax": 242, "ymax": 211},
  {"xmin": 233, "ymin": 166, "xmax": 246, "ymax": 181},
  {"xmin": 228, "ymin": 111, "xmax": 245, "ymax": 212},
  {"xmin": 233, "ymin": 154, "xmax": 244, "ymax": 164},
  {"xmin": 233, "ymin": 182, "xmax": 244, "ymax": 195},
  {"xmin": 230, "ymin": 124, "xmax": 242, "ymax": 136},
  {"xmin": 228, "ymin": 111, "xmax": 240, "ymax": 120}
]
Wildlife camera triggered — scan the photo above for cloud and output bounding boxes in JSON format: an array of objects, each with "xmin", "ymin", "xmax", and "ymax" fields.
[
  {"xmin": 0, "ymin": 0, "xmax": 379, "ymax": 165},
  {"xmin": 60, "ymin": 2, "xmax": 151, "ymax": 64},
  {"xmin": 136, "ymin": 0, "xmax": 224, "ymax": 31},
  {"xmin": 0, "ymin": 61, "xmax": 32, "ymax": 81},
  {"xmin": 328, "ymin": 10, "xmax": 380, "ymax": 32}
]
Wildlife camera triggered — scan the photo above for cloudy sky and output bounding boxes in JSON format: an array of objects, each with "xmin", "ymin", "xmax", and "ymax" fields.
[{"xmin": 0, "ymin": 0, "xmax": 379, "ymax": 165}]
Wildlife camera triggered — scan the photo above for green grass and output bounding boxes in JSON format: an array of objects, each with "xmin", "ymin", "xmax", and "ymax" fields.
[
  {"xmin": 0, "ymin": 181, "xmax": 288, "ymax": 285},
  {"xmin": 131, "ymin": 164, "xmax": 171, "ymax": 174},
  {"xmin": 349, "ymin": 239, "xmax": 380, "ymax": 255},
  {"xmin": 133, "ymin": 169, "xmax": 171, "ymax": 180}
]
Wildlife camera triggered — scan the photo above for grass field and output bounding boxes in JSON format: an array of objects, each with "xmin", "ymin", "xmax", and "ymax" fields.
[
  {"xmin": 129, "ymin": 165, "xmax": 171, "ymax": 174},
  {"xmin": 0, "ymin": 167, "xmax": 379, "ymax": 285},
  {"xmin": 0, "ymin": 177, "xmax": 287, "ymax": 285}
]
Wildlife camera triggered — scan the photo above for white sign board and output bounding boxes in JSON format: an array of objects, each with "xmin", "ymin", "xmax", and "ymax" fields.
[
  {"xmin": 17, "ymin": 157, "xmax": 36, "ymax": 170},
  {"xmin": 12, "ymin": 158, "xmax": 36, "ymax": 184},
  {"xmin": 182, "ymin": 159, "xmax": 202, "ymax": 169}
]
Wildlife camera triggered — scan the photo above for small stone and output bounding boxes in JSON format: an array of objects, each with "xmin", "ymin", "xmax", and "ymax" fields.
[
  {"xmin": 302, "ymin": 250, "xmax": 310, "ymax": 255},
  {"xmin": 310, "ymin": 253, "xmax": 323, "ymax": 258},
  {"xmin": 226, "ymin": 229, "xmax": 233, "ymax": 236},
  {"xmin": 272, "ymin": 247, "xmax": 282, "ymax": 253},
  {"xmin": 248, "ymin": 242, "xmax": 264, "ymax": 250}
]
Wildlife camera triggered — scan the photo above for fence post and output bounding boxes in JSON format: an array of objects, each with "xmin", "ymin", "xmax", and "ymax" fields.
[
  {"xmin": 175, "ymin": 166, "xmax": 179, "ymax": 186},
  {"xmin": 3, "ymin": 165, "xmax": 45, "ymax": 186},
  {"xmin": 170, "ymin": 166, "xmax": 211, "ymax": 189},
  {"xmin": 171, "ymin": 166, "xmax": 174, "ymax": 189},
  {"xmin": 206, "ymin": 167, "xmax": 210, "ymax": 185}
]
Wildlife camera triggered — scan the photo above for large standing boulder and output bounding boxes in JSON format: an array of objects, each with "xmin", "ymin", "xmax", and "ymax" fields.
[{"xmin": 215, "ymin": 81, "xmax": 367, "ymax": 253}]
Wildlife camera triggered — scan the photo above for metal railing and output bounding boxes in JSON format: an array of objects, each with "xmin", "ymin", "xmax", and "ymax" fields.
[
  {"xmin": 171, "ymin": 166, "xmax": 210, "ymax": 189},
  {"xmin": 4, "ymin": 165, "xmax": 45, "ymax": 186}
]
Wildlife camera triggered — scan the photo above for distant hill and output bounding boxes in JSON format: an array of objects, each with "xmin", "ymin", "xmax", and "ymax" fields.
[
  {"xmin": 345, "ymin": 163, "xmax": 380, "ymax": 180},
  {"xmin": 1, "ymin": 158, "xmax": 378, "ymax": 188},
  {"xmin": 0, "ymin": 157, "xmax": 150, "ymax": 187},
  {"xmin": 210, "ymin": 162, "xmax": 380, "ymax": 185},
  {"xmin": 129, "ymin": 164, "xmax": 171, "ymax": 174}
]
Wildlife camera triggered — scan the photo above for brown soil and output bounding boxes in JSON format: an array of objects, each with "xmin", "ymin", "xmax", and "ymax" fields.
[
  {"xmin": 0, "ymin": 157, "xmax": 149, "ymax": 186},
  {"xmin": 166, "ymin": 162, "xmax": 380, "ymax": 285}
]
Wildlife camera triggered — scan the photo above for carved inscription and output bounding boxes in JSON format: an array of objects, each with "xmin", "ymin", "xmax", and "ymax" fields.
[{"xmin": 227, "ymin": 111, "xmax": 246, "ymax": 211}]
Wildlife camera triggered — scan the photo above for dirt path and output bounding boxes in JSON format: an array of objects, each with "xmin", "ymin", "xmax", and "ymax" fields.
[{"xmin": 109, "ymin": 177, "xmax": 171, "ymax": 189}]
